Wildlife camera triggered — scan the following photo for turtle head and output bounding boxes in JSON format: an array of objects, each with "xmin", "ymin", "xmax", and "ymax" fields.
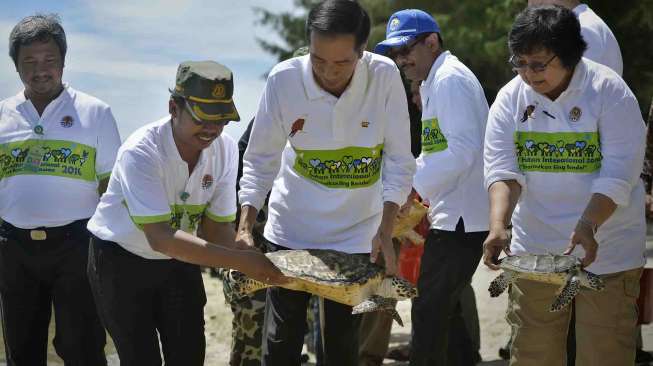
[
  {"xmin": 387, "ymin": 277, "xmax": 418, "ymax": 300},
  {"xmin": 225, "ymin": 270, "xmax": 268, "ymax": 298}
]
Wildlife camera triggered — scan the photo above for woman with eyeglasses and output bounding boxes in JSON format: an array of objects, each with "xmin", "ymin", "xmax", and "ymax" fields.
[{"xmin": 483, "ymin": 5, "xmax": 645, "ymax": 366}]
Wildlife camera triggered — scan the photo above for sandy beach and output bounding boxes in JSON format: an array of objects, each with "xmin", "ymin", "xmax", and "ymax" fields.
[{"xmin": 3, "ymin": 243, "xmax": 653, "ymax": 365}]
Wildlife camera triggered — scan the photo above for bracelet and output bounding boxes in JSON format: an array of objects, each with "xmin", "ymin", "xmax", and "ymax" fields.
[{"xmin": 578, "ymin": 216, "xmax": 598, "ymax": 234}]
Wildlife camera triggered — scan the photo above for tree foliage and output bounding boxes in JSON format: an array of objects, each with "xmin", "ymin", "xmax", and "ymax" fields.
[{"xmin": 256, "ymin": 0, "xmax": 653, "ymax": 113}]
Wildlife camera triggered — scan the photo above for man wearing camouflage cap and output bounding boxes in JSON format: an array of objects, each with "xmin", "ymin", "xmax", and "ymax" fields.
[{"xmin": 86, "ymin": 61, "xmax": 287, "ymax": 366}]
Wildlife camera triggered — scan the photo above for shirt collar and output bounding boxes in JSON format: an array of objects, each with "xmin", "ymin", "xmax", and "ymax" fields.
[
  {"xmin": 301, "ymin": 53, "xmax": 368, "ymax": 101},
  {"xmin": 565, "ymin": 59, "xmax": 588, "ymax": 93},
  {"xmin": 572, "ymin": 3, "xmax": 588, "ymax": 16},
  {"xmin": 523, "ymin": 59, "xmax": 588, "ymax": 101},
  {"xmin": 423, "ymin": 50, "xmax": 450, "ymax": 87},
  {"xmin": 15, "ymin": 83, "xmax": 72, "ymax": 112}
]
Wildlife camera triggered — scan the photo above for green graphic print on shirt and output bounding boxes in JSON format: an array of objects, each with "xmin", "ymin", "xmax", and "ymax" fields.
[
  {"xmin": 129, "ymin": 203, "xmax": 208, "ymax": 233},
  {"xmin": 0, "ymin": 139, "xmax": 96, "ymax": 181},
  {"xmin": 293, "ymin": 144, "xmax": 383, "ymax": 189},
  {"xmin": 421, "ymin": 118, "xmax": 448, "ymax": 154},
  {"xmin": 514, "ymin": 131, "xmax": 602, "ymax": 173}
]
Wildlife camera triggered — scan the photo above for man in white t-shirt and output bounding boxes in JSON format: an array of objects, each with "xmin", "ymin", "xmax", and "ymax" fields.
[
  {"xmin": 528, "ymin": 0, "xmax": 623, "ymax": 75},
  {"xmin": 237, "ymin": 1, "xmax": 415, "ymax": 364},
  {"xmin": 375, "ymin": 9, "xmax": 489, "ymax": 366},
  {"xmin": 86, "ymin": 61, "xmax": 286, "ymax": 366},
  {"xmin": 0, "ymin": 14, "xmax": 121, "ymax": 365}
]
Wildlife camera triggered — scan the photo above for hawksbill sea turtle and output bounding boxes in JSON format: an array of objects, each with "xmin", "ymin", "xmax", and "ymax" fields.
[
  {"xmin": 224, "ymin": 249, "xmax": 417, "ymax": 325},
  {"xmin": 488, "ymin": 254, "xmax": 605, "ymax": 312},
  {"xmin": 392, "ymin": 199, "xmax": 428, "ymax": 245}
]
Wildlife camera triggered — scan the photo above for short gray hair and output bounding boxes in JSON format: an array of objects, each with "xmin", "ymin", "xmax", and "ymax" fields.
[{"xmin": 9, "ymin": 14, "xmax": 67, "ymax": 65}]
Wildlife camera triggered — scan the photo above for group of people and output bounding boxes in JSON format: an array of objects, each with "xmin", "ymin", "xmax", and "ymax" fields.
[{"xmin": 0, "ymin": 1, "xmax": 648, "ymax": 366}]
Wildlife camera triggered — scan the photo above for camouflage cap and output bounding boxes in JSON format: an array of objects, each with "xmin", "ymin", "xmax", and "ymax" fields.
[{"xmin": 170, "ymin": 60, "xmax": 240, "ymax": 123}]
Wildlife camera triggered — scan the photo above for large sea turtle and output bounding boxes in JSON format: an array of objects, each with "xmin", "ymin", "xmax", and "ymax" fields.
[
  {"xmin": 224, "ymin": 249, "xmax": 417, "ymax": 325},
  {"xmin": 488, "ymin": 254, "xmax": 605, "ymax": 312}
]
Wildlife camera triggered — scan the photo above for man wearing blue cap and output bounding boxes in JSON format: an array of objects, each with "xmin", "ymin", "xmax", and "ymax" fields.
[{"xmin": 376, "ymin": 9, "xmax": 489, "ymax": 366}]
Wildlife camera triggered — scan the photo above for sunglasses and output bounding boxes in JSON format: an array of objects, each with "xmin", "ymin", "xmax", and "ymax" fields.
[
  {"xmin": 509, "ymin": 54, "xmax": 556, "ymax": 73},
  {"xmin": 388, "ymin": 34, "xmax": 429, "ymax": 59}
]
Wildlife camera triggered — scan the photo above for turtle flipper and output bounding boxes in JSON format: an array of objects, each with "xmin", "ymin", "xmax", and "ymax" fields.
[
  {"xmin": 489, "ymin": 272, "xmax": 516, "ymax": 297},
  {"xmin": 352, "ymin": 295, "xmax": 403, "ymax": 326},
  {"xmin": 550, "ymin": 275, "xmax": 581, "ymax": 312},
  {"xmin": 583, "ymin": 271, "xmax": 605, "ymax": 291}
]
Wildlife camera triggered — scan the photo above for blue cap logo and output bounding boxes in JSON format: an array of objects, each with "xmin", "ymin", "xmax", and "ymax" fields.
[{"xmin": 389, "ymin": 17, "xmax": 401, "ymax": 31}]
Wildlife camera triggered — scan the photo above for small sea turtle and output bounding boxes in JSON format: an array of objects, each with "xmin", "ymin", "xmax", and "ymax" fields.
[
  {"xmin": 392, "ymin": 199, "xmax": 428, "ymax": 243},
  {"xmin": 488, "ymin": 254, "xmax": 605, "ymax": 312},
  {"xmin": 224, "ymin": 249, "xmax": 417, "ymax": 325}
]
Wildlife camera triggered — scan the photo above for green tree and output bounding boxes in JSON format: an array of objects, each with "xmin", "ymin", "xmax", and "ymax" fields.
[{"xmin": 256, "ymin": 0, "xmax": 653, "ymax": 113}]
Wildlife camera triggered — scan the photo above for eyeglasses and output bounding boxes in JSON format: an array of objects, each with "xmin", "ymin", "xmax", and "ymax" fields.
[
  {"xmin": 509, "ymin": 54, "xmax": 556, "ymax": 73},
  {"xmin": 184, "ymin": 101, "xmax": 229, "ymax": 128},
  {"xmin": 388, "ymin": 34, "xmax": 428, "ymax": 59}
]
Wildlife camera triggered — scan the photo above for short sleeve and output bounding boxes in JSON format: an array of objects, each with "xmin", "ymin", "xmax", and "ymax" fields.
[
  {"xmin": 206, "ymin": 137, "xmax": 238, "ymax": 223},
  {"xmin": 95, "ymin": 106, "xmax": 121, "ymax": 180},
  {"xmin": 484, "ymin": 87, "xmax": 526, "ymax": 190},
  {"xmin": 117, "ymin": 148, "xmax": 171, "ymax": 225}
]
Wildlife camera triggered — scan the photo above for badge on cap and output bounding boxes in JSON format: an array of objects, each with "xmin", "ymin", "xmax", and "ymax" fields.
[
  {"xmin": 212, "ymin": 84, "xmax": 226, "ymax": 99},
  {"xmin": 389, "ymin": 17, "xmax": 401, "ymax": 31},
  {"xmin": 569, "ymin": 107, "xmax": 582, "ymax": 122}
]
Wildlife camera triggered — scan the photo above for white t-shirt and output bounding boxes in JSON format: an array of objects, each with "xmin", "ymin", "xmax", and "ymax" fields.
[
  {"xmin": 414, "ymin": 51, "xmax": 489, "ymax": 232},
  {"xmin": 0, "ymin": 85, "xmax": 121, "ymax": 228},
  {"xmin": 239, "ymin": 52, "xmax": 415, "ymax": 254},
  {"xmin": 574, "ymin": 4, "xmax": 623, "ymax": 76},
  {"xmin": 88, "ymin": 118, "xmax": 238, "ymax": 260},
  {"xmin": 485, "ymin": 59, "xmax": 645, "ymax": 275}
]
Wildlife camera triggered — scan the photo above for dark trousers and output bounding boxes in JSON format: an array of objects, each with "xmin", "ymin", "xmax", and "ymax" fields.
[
  {"xmin": 87, "ymin": 236, "xmax": 206, "ymax": 366},
  {"xmin": 0, "ymin": 220, "xmax": 106, "ymax": 366},
  {"xmin": 410, "ymin": 219, "xmax": 486, "ymax": 366},
  {"xmin": 261, "ymin": 244, "xmax": 362, "ymax": 366}
]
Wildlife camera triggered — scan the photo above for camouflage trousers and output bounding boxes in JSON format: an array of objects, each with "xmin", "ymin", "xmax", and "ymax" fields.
[{"xmin": 215, "ymin": 267, "xmax": 267, "ymax": 366}]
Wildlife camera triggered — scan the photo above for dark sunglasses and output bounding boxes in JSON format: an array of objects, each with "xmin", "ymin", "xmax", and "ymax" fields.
[{"xmin": 388, "ymin": 34, "xmax": 429, "ymax": 59}]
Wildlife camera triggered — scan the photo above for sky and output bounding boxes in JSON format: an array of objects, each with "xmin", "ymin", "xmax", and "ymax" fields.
[{"xmin": 0, "ymin": 0, "xmax": 297, "ymax": 141}]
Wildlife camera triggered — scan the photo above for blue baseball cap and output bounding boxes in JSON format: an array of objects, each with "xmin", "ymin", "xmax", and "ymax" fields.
[{"xmin": 374, "ymin": 9, "xmax": 440, "ymax": 55}]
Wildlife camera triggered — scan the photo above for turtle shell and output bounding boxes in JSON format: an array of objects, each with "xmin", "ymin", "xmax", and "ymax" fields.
[
  {"xmin": 500, "ymin": 254, "xmax": 580, "ymax": 274},
  {"xmin": 265, "ymin": 249, "xmax": 383, "ymax": 286}
]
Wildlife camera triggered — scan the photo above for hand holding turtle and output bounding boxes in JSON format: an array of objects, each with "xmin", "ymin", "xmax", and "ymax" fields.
[
  {"xmin": 483, "ymin": 227, "xmax": 512, "ymax": 270},
  {"xmin": 241, "ymin": 251, "xmax": 289, "ymax": 286},
  {"xmin": 371, "ymin": 231, "xmax": 398, "ymax": 276},
  {"xmin": 397, "ymin": 188, "xmax": 419, "ymax": 219},
  {"xmin": 564, "ymin": 217, "xmax": 598, "ymax": 268}
]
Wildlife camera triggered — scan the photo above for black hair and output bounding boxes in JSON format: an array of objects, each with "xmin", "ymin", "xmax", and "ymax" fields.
[
  {"xmin": 509, "ymin": 5, "xmax": 587, "ymax": 69},
  {"xmin": 172, "ymin": 96, "xmax": 186, "ymax": 109},
  {"xmin": 9, "ymin": 14, "xmax": 67, "ymax": 66},
  {"xmin": 306, "ymin": 0, "xmax": 371, "ymax": 51}
]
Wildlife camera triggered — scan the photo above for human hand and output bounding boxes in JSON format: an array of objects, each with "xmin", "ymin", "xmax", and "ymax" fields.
[
  {"xmin": 371, "ymin": 231, "xmax": 398, "ymax": 276},
  {"xmin": 234, "ymin": 229, "xmax": 258, "ymax": 251},
  {"xmin": 242, "ymin": 251, "xmax": 289, "ymax": 286},
  {"xmin": 564, "ymin": 218, "xmax": 598, "ymax": 268},
  {"xmin": 483, "ymin": 228, "xmax": 512, "ymax": 270},
  {"xmin": 398, "ymin": 189, "xmax": 419, "ymax": 219}
]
